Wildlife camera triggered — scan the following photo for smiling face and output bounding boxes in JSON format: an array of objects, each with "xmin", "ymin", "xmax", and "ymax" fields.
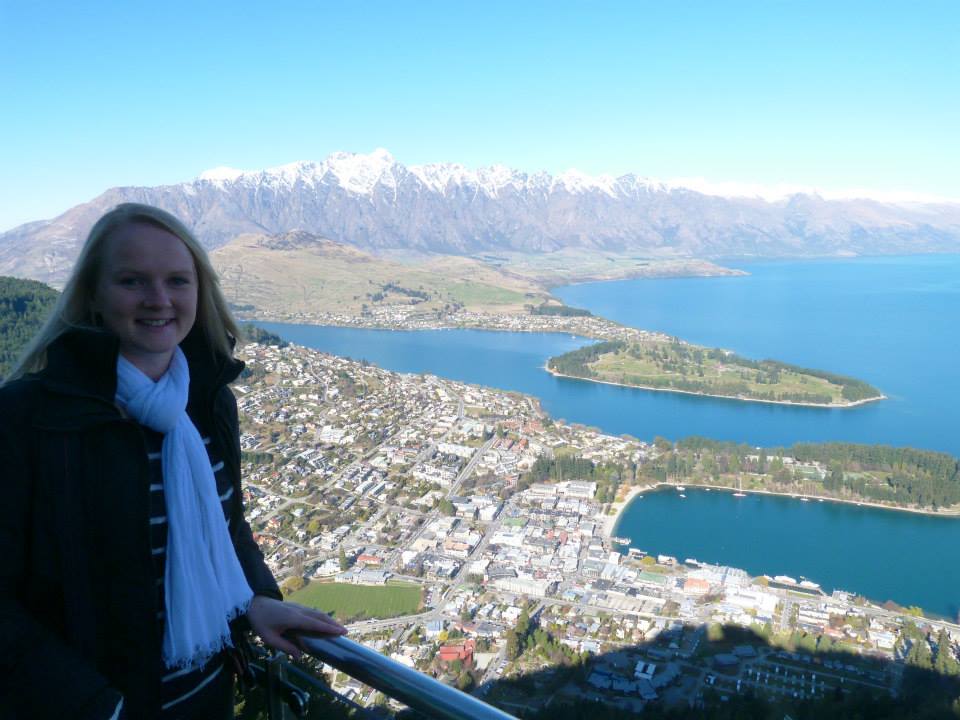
[{"xmin": 92, "ymin": 221, "xmax": 199, "ymax": 379}]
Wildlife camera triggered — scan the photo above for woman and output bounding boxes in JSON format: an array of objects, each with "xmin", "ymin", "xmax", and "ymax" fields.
[{"xmin": 0, "ymin": 204, "xmax": 346, "ymax": 718}]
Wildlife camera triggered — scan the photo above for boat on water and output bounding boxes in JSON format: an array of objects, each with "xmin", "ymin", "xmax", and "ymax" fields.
[
  {"xmin": 675, "ymin": 485, "xmax": 686, "ymax": 492},
  {"xmin": 800, "ymin": 497, "xmax": 810, "ymax": 502},
  {"xmin": 733, "ymin": 476, "xmax": 746, "ymax": 498},
  {"xmin": 610, "ymin": 536, "xmax": 632, "ymax": 545},
  {"xmin": 679, "ymin": 493, "xmax": 687, "ymax": 498}
]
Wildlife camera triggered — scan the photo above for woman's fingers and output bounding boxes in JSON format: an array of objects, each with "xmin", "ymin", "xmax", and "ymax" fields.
[
  {"xmin": 248, "ymin": 596, "xmax": 349, "ymax": 659},
  {"xmin": 264, "ymin": 629, "xmax": 303, "ymax": 660},
  {"xmin": 307, "ymin": 609, "xmax": 347, "ymax": 633},
  {"xmin": 295, "ymin": 609, "xmax": 348, "ymax": 636},
  {"xmin": 285, "ymin": 602, "xmax": 348, "ymax": 634}
]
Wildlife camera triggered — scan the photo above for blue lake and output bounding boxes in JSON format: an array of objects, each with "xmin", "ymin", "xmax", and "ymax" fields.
[
  {"xmin": 261, "ymin": 255, "xmax": 960, "ymax": 456},
  {"xmin": 259, "ymin": 254, "xmax": 960, "ymax": 615},
  {"xmin": 613, "ymin": 487, "xmax": 959, "ymax": 619},
  {"xmin": 555, "ymin": 255, "xmax": 960, "ymax": 456}
]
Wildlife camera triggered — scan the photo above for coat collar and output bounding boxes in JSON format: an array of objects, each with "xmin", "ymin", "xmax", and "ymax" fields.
[{"xmin": 35, "ymin": 325, "xmax": 244, "ymax": 430}]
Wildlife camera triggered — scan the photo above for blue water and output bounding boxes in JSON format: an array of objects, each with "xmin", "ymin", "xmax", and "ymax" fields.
[
  {"xmin": 258, "ymin": 255, "xmax": 960, "ymax": 615},
  {"xmin": 257, "ymin": 325, "xmax": 593, "ymax": 395},
  {"xmin": 613, "ymin": 488, "xmax": 959, "ymax": 618},
  {"xmin": 261, "ymin": 255, "xmax": 960, "ymax": 456},
  {"xmin": 555, "ymin": 255, "xmax": 960, "ymax": 456}
]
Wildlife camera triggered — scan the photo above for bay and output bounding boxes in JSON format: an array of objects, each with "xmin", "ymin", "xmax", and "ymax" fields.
[
  {"xmin": 260, "ymin": 256, "xmax": 960, "ymax": 456},
  {"xmin": 255, "ymin": 324, "xmax": 593, "ymax": 396},
  {"xmin": 555, "ymin": 254, "xmax": 960, "ymax": 456},
  {"xmin": 612, "ymin": 487, "xmax": 959, "ymax": 618},
  {"xmin": 258, "ymin": 255, "xmax": 960, "ymax": 616}
]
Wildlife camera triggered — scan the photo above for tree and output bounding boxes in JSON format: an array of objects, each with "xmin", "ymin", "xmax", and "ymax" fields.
[
  {"xmin": 935, "ymin": 628, "xmax": 960, "ymax": 676},
  {"xmin": 338, "ymin": 546, "xmax": 349, "ymax": 571},
  {"xmin": 505, "ymin": 629, "xmax": 521, "ymax": 660},
  {"xmin": 281, "ymin": 575, "xmax": 304, "ymax": 595},
  {"xmin": 456, "ymin": 670, "xmax": 473, "ymax": 691},
  {"xmin": 438, "ymin": 499, "xmax": 455, "ymax": 516},
  {"xmin": 817, "ymin": 635, "xmax": 836, "ymax": 653},
  {"xmin": 0, "ymin": 276, "xmax": 59, "ymax": 380},
  {"xmin": 906, "ymin": 636, "xmax": 933, "ymax": 670},
  {"xmin": 515, "ymin": 608, "xmax": 531, "ymax": 638},
  {"xmin": 505, "ymin": 608, "xmax": 532, "ymax": 661}
]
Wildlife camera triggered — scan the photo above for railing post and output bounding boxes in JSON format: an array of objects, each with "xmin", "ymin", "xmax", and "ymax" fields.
[{"xmin": 266, "ymin": 652, "xmax": 295, "ymax": 720}]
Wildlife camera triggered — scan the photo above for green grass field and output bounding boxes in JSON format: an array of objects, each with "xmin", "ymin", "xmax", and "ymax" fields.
[{"xmin": 290, "ymin": 582, "xmax": 423, "ymax": 622}]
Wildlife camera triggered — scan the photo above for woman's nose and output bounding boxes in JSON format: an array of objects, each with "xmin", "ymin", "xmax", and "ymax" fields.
[{"xmin": 143, "ymin": 281, "xmax": 171, "ymax": 306}]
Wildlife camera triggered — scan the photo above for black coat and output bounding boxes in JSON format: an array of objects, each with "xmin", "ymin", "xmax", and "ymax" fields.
[{"xmin": 0, "ymin": 327, "xmax": 280, "ymax": 719}]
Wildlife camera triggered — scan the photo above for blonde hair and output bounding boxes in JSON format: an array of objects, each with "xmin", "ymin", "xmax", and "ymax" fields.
[{"xmin": 7, "ymin": 203, "xmax": 241, "ymax": 381}]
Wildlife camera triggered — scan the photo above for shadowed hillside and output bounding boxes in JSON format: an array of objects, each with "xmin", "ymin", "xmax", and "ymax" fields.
[{"xmin": 234, "ymin": 619, "xmax": 960, "ymax": 719}]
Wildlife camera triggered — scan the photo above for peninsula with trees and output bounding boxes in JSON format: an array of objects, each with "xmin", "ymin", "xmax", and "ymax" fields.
[
  {"xmin": 547, "ymin": 339, "xmax": 884, "ymax": 408},
  {"xmin": 645, "ymin": 436, "xmax": 960, "ymax": 513}
]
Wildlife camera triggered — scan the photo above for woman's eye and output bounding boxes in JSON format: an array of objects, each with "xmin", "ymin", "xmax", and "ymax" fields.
[
  {"xmin": 170, "ymin": 276, "xmax": 192, "ymax": 287},
  {"xmin": 118, "ymin": 277, "xmax": 142, "ymax": 286}
]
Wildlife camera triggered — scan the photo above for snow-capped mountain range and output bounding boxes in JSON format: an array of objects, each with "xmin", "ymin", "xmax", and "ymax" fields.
[
  {"xmin": 3, "ymin": 149, "xmax": 960, "ymax": 284},
  {"xmin": 196, "ymin": 148, "xmax": 671, "ymax": 199},
  {"xmin": 197, "ymin": 148, "xmax": 957, "ymax": 205}
]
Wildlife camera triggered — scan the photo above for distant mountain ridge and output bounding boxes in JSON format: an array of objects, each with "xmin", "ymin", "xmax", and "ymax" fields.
[{"xmin": 3, "ymin": 149, "xmax": 960, "ymax": 284}]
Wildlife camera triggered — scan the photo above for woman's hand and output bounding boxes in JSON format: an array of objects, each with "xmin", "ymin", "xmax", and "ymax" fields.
[{"xmin": 246, "ymin": 595, "xmax": 347, "ymax": 659}]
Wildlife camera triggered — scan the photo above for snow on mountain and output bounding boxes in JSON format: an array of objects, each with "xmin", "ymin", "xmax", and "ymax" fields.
[
  {"xmin": 192, "ymin": 150, "xmax": 960, "ymax": 205},
  {"xmin": 198, "ymin": 166, "xmax": 247, "ymax": 182},
  {"xmin": 189, "ymin": 152, "xmax": 680, "ymax": 200},
  {"xmin": 3, "ymin": 149, "xmax": 960, "ymax": 285}
]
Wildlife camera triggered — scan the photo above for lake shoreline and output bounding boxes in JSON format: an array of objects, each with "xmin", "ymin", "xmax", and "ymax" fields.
[
  {"xmin": 546, "ymin": 365, "xmax": 886, "ymax": 409},
  {"xmin": 608, "ymin": 482, "xmax": 960, "ymax": 539}
]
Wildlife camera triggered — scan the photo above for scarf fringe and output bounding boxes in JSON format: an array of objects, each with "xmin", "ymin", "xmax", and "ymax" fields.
[{"xmin": 163, "ymin": 598, "xmax": 252, "ymax": 671}]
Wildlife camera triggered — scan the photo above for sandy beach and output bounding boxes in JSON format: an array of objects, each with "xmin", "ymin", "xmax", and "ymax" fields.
[{"xmin": 603, "ymin": 484, "xmax": 652, "ymax": 537}]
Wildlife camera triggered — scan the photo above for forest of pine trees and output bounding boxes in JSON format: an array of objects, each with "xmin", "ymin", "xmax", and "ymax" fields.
[{"xmin": 0, "ymin": 276, "xmax": 58, "ymax": 380}]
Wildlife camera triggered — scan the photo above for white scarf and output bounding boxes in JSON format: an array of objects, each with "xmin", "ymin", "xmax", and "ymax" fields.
[{"xmin": 115, "ymin": 347, "xmax": 252, "ymax": 670}]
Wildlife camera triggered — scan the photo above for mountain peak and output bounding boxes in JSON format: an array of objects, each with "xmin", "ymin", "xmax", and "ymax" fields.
[
  {"xmin": 198, "ymin": 166, "xmax": 246, "ymax": 182},
  {"xmin": 193, "ymin": 150, "xmax": 960, "ymax": 206},
  {"xmin": 323, "ymin": 149, "xmax": 397, "ymax": 194}
]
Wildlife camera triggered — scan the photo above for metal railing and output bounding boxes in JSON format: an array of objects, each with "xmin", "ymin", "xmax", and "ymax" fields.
[{"xmin": 257, "ymin": 634, "xmax": 518, "ymax": 720}]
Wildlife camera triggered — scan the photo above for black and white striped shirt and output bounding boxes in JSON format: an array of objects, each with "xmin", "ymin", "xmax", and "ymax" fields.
[{"xmin": 143, "ymin": 427, "xmax": 237, "ymax": 714}]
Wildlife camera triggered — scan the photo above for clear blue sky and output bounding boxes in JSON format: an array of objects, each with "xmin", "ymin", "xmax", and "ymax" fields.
[{"xmin": 1, "ymin": 0, "xmax": 957, "ymax": 230}]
